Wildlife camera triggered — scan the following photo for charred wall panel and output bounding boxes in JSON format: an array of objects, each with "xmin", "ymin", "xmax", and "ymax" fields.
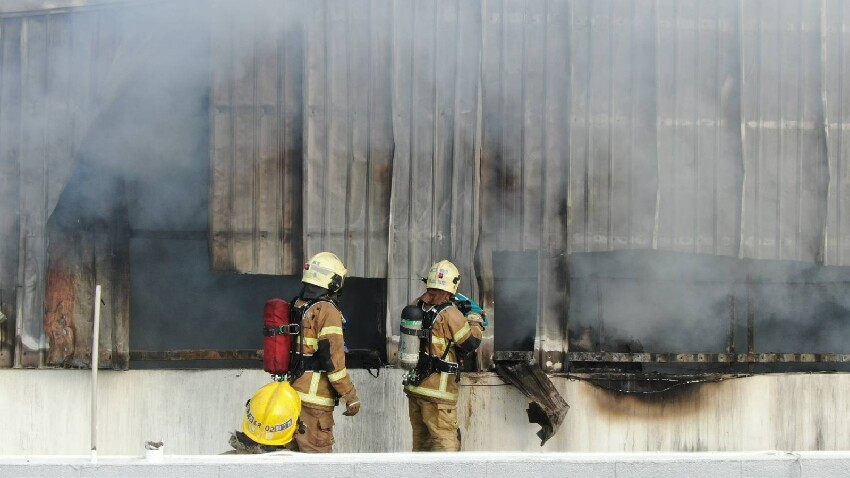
[
  {"xmin": 823, "ymin": 0, "xmax": 850, "ymax": 266},
  {"xmin": 0, "ymin": 20, "xmax": 22, "ymax": 367},
  {"xmin": 302, "ymin": 0, "xmax": 393, "ymax": 277},
  {"xmin": 386, "ymin": 0, "xmax": 482, "ymax": 362},
  {"xmin": 655, "ymin": 0, "xmax": 742, "ymax": 256},
  {"xmin": 567, "ymin": 0, "xmax": 657, "ymax": 255},
  {"xmin": 740, "ymin": 0, "xmax": 827, "ymax": 262},
  {"xmin": 479, "ymin": 0, "xmax": 571, "ymax": 367},
  {"xmin": 209, "ymin": 0, "xmax": 304, "ymax": 275}
]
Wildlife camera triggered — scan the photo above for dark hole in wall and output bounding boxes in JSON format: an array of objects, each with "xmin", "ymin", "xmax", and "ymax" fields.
[
  {"xmin": 567, "ymin": 250, "xmax": 850, "ymax": 373},
  {"xmin": 129, "ymin": 236, "xmax": 387, "ymax": 369},
  {"xmin": 493, "ymin": 250, "xmax": 538, "ymax": 352}
]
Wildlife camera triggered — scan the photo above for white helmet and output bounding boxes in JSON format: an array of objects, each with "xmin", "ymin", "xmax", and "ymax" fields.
[
  {"xmin": 302, "ymin": 252, "xmax": 347, "ymax": 292},
  {"xmin": 425, "ymin": 260, "xmax": 460, "ymax": 294}
]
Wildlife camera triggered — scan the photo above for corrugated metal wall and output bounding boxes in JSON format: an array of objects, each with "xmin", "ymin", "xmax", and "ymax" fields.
[
  {"xmin": 209, "ymin": 0, "xmax": 305, "ymax": 275},
  {"xmin": 7, "ymin": 0, "xmax": 850, "ymax": 369},
  {"xmin": 205, "ymin": 0, "xmax": 850, "ymax": 368},
  {"xmin": 824, "ymin": 0, "xmax": 850, "ymax": 266},
  {"xmin": 0, "ymin": 9, "xmax": 127, "ymax": 366},
  {"xmin": 0, "ymin": 3, "xmax": 185, "ymax": 367}
]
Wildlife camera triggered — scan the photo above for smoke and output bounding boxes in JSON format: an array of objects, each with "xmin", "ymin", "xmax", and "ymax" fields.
[{"xmin": 5, "ymin": 0, "xmax": 847, "ymax": 370}]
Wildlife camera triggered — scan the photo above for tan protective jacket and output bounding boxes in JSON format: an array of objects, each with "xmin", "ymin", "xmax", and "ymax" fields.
[
  {"xmin": 403, "ymin": 299, "xmax": 483, "ymax": 405},
  {"xmin": 290, "ymin": 299, "xmax": 356, "ymax": 411}
]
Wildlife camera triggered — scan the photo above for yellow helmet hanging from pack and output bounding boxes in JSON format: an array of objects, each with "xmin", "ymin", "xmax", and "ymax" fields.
[
  {"xmin": 241, "ymin": 381, "xmax": 302, "ymax": 447},
  {"xmin": 302, "ymin": 252, "xmax": 347, "ymax": 293},
  {"xmin": 425, "ymin": 259, "xmax": 460, "ymax": 294}
]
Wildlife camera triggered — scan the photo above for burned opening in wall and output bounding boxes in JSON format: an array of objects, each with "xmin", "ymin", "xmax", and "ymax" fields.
[
  {"xmin": 493, "ymin": 250, "xmax": 538, "ymax": 352},
  {"xmin": 567, "ymin": 250, "xmax": 850, "ymax": 374},
  {"xmin": 129, "ymin": 234, "xmax": 387, "ymax": 369}
]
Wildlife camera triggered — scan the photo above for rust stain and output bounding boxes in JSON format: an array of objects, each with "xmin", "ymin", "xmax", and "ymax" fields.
[{"xmin": 44, "ymin": 251, "xmax": 76, "ymax": 366}]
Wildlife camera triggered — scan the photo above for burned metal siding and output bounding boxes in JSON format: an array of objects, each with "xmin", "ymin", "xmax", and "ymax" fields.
[
  {"xmin": 209, "ymin": 0, "xmax": 304, "ymax": 275},
  {"xmin": 0, "ymin": 5, "xmax": 160, "ymax": 367},
  {"xmin": 387, "ymin": 0, "xmax": 482, "ymax": 359},
  {"xmin": 479, "ymin": 0, "xmax": 571, "ymax": 364},
  {"xmin": 302, "ymin": 0, "xmax": 393, "ymax": 278},
  {"xmin": 655, "ymin": 0, "xmax": 743, "ymax": 257},
  {"xmin": 740, "ymin": 0, "xmax": 827, "ymax": 262},
  {"xmin": 823, "ymin": 0, "xmax": 850, "ymax": 266},
  {"xmin": 567, "ymin": 0, "xmax": 657, "ymax": 255}
]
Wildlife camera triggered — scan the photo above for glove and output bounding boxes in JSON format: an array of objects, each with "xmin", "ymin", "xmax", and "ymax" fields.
[
  {"xmin": 342, "ymin": 390, "xmax": 360, "ymax": 416},
  {"xmin": 466, "ymin": 312, "xmax": 485, "ymax": 330}
]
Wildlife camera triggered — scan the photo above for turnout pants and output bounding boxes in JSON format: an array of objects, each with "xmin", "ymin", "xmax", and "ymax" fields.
[
  {"xmin": 291, "ymin": 406, "xmax": 335, "ymax": 453},
  {"xmin": 407, "ymin": 394, "xmax": 460, "ymax": 451}
]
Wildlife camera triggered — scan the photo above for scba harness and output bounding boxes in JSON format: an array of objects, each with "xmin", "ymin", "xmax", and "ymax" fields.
[
  {"xmin": 288, "ymin": 297, "xmax": 340, "ymax": 381},
  {"xmin": 403, "ymin": 301, "xmax": 461, "ymax": 386}
]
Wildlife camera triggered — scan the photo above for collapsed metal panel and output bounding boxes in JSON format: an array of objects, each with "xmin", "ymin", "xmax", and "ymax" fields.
[
  {"xmin": 823, "ymin": 0, "xmax": 850, "ymax": 266},
  {"xmin": 208, "ymin": 0, "xmax": 304, "ymax": 275}
]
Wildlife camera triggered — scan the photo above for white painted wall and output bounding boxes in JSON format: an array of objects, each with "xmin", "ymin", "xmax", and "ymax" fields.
[{"xmin": 1, "ymin": 369, "xmax": 849, "ymax": 455}]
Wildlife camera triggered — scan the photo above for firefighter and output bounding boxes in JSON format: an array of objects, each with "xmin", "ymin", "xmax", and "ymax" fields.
[
  {"xmin": 289, "ymin": 251, "xmax": 360, "ymax": 453},
  {"xmin": 229, "ymin": 380, "xmax": 302, "ymax": 453},
  {"xmin": 403, "ymin": 260, "xmax": 484, "ymax": 451}
]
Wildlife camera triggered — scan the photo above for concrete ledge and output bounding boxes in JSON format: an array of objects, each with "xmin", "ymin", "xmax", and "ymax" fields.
[{"xmin": 3, "ymin": 451, "xmax": 850, "ymax": 478}]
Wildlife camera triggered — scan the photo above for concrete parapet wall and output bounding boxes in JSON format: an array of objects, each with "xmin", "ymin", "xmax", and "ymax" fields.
[{"xmin": 2, "ymin": 369, "xmax": 850, "ymax": 455}]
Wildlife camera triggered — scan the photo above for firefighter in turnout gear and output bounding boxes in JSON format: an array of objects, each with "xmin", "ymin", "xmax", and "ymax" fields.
[
  {"xmin": 289, "ymin": 252, "xmax": 359, "ymax": 453},
  {"xmin": 403, "ymin": 260, "xmax": 484, "ymax": 451}
]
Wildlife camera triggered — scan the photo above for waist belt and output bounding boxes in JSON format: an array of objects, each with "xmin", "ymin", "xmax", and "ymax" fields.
[
  {"xmin": 263, "ymin": 323, "xmax": 301, "ymax": 336},
  {"xmin": 417, "ymin": 353, "xmax": 457, "ymax": 374},
  {"xmin": 432, "ymin": 356, "xmax": 458, "ymax": 374},
  {"xmin": 295, "ymin": 353, "xmax": 325, "ymax": 373}
]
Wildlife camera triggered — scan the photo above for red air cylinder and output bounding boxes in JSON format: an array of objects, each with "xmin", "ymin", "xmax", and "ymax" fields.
[{"xmin": 262, "ymin": 299, "xmax": 293, "ymax": 375}]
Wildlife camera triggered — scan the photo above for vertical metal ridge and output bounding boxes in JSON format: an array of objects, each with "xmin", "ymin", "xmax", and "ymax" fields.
[
  {"xmin": 694, "ymin": 1, "xmax": 701, "ymax": 254},
  {"xmin": 321, "ymin": 0, "xmax": 330, "ymax": 252},
  {"xmin": 625, "ymin": 0, "xmax": 638, "ymax": 249},
  {"xmin": 407, "ymin": 0, "xmax": 415, "ymax": 283},
  {"xmin": 652, "ymin": 0, "xmax": 661, "ymax": 250},
  {"xmin": 276, "ymin": 3, "xmax": 285, "ymax": 274},
  {"xmin": 775, "ymin": 0, "xmax": 783, "ymax": 261},
  {"xmin": 795, "ymin": 0, "xmax": 805, "ymax": 262},
  {"xmin": 500, "ymin": 0, "xmax": 508, "ymax": 247},
  {"xmin": 713, "ymin": 0, "xmax": 721, "ymax": 255},
  {"xmin": 736, "ymin": 0, "xmax": 747, "ymax": 259},
  {"xmin": 672, "ymin": 0, "xmax": 679, "ymax": 250},
  {"xmin": 606, "ymin": 0, "xmax": 613, "ymax": 252},
  {"xmin": 226, "ymin": 10, "xmax": 236, "ymax": 269},
  {"xmin": 584, "ymin": 0, "xmax": 592, "ymax": 252},
  {"xmin": 250, "ymin": 6, "xmax": 259, "ymax": 272},
  {"xmin": 364, "ymin": 0, "xmax": 373, "ymax": 274},
  {"xmin": 818, "ymin": 0, "xmax": 829, "ymax": 265},
  {"xmin": 430, "ymin": 0, "xmax": 438, "ymax": 261},
  {"xmin": 837, "ymin": 0, "xmax": 845, "ymax": 265},
  {"xmin": 754, "ymin": 0, "xmax": 763, "ymax": 260},
  {"xmin": 344, "ymin": 0, "xmax": 354, "ymax": 267},
  {"xmin": 520, "ymin": 0, "xmax": 528, "ymax": 251}
]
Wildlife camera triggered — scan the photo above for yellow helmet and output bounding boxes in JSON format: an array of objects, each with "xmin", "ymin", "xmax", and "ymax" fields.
[
  {"xmin": 302, "ymin": 252, "xmax": 347, "ymax": 292},
  {"xmin": 425, "ymin": 260, "xmax": 460, "ymax": 294},
  {"xmin": 241, "ymin": 381, "xmax": 302, "ymax": 446}
]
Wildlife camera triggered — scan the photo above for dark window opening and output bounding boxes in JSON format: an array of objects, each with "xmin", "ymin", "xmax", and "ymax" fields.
[
  {"xmin": 568, "ymin": 250, "xmax": 850, "ymax": 374},
  {"xmin": 493, "ymin": 250, "xmax": 538, "ymax": 352}
]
